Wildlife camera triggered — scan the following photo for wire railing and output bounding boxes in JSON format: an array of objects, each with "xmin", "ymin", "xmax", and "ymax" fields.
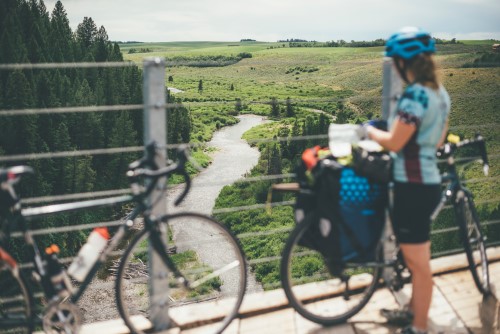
[{"xmin": 2, "ymin": 59, "xmax": 499, "ymax": 302}]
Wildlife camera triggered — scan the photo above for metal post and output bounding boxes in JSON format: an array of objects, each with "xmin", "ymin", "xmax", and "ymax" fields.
[
  {"xmin": 382, "ymin": 57, "xmax": 403, "ymax": 121},
  {"xmin": 381, "ymin": 57, "xmax": 409, "ymax": 307},
  {"xmin": 143, "ymin": 57, "xmax": 170, "ymax": 330}
]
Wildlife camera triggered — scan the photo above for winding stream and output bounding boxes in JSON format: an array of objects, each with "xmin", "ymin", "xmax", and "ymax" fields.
[{"xmin": 166, "ymin": 114, "xmax": 267, "ymax": 294}]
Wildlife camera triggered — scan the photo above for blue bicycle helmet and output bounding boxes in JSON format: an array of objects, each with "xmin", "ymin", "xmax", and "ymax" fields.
[{"xmin": 385, "ymin": 27, "xmax": 436, "ymax": 59}]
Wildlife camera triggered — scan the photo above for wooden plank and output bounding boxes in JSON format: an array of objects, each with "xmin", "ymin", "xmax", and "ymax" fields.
[
  {"xmin": 434, "ymin": 266, "xmax": 499, "ymax": 334},
  {"xmin": 32, "ymin": 252, "xmax": 500, "ymax": 334},
  {"xmin": 179, "ymin": 319, "xmax": 240, "ymax": 334},
  {"xmin": 351, "ymin": 288, "xmax": 400, "ymax": 334},
  {"xmin": 431, "ymin": 246, "xmax": 500, "ymax": 275},
  {"xmin": 352, "ymin": 288, "xmax": 399, "ymax": 320},
  {"xmin": 239, "ymin": 288, "xmax": 290, "ymax": 315},
  {"xmin": 428, "ymin": 285, "xmax": 468, "ymax": 333},
  {"xmin": 80, "ymin": 315, "xmax": 152, "ymax": 334},
  {"xmin": 168, "ymin": 296, "xmax": 241, "ymax": 328},
  {"xmin": 239, "ymin": 308, "xmax": 296, "ymax": 334}
]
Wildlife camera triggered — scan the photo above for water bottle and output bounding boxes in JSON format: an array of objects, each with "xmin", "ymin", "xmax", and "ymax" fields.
[
  {"xmin": 68, "ymin": 227, "xmax": 109, "ymax": 282},
  {"xmin": 45, "ymin": 244, "xmax": 72, "ymax": 299}
]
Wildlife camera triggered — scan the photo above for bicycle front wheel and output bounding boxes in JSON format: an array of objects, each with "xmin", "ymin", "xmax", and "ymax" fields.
[
  {"xmin": 458, "ymin": 193, "xmax": 490, "ymax": 295},
  {"xmin": 0, "ymin": 258, "xmax": 33, "ymax": 334},
  {"xmin": 116, "ymin": 212, "xmax": 247, "ymax": 334},
  {"xmin": 281, "ymin": 213, "xmax": 381, "ymax": 326}
]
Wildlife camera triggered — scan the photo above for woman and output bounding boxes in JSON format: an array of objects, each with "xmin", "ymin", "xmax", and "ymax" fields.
[{"xmin": 362, "ymin": 27, "xmax": 450, "ymax": 334}]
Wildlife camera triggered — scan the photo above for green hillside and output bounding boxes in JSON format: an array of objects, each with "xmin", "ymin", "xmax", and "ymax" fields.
[{"xmin": 120, "ymin": 40, "xmax": 500, "ymax": 289}]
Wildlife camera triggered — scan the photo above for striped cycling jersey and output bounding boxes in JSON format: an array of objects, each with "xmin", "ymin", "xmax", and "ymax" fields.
[{"xmin": 389, "ymin": 83, "xmax": 451, "ymax": 184}]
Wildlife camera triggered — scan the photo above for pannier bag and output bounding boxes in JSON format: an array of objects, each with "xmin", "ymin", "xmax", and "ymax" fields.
[{"xmin": 294, "ymin": 146, "xmax": 387, "ymax": 274}]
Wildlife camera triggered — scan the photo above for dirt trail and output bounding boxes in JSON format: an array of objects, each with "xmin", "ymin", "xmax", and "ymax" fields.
[{"xmin": 78, "ymin": 115, "xmax": 266, "ymax": 323}]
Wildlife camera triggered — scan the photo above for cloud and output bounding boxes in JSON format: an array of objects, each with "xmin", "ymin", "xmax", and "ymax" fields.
[{"xmin": 44, "ymin": 0, "xmax": 500, "ymax": 42}]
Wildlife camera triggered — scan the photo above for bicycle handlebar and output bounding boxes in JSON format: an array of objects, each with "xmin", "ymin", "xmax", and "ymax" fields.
[
  {"xmin": 437, "ymin": 134, "xmax": 489, "ymax": 176},
  {"xmin": 127, "ymin": 142, "xmax": 191, "ymax": 206}
]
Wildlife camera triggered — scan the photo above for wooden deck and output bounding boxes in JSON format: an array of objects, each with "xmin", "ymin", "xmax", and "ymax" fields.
[{"xmin": 51, "ymin": 248, "xmax": 500, "ymax": 334}]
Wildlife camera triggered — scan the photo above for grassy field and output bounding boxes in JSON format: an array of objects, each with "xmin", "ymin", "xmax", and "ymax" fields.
[
  {"xmin": 120, "ymin": 40, "xmax": 500, "ymax": 274},
  {"xmin": 120, "ymin": 38, "xmax": 499, "ymax": 211},
  {"xmin": 121, "ymin": 40, "xmax": 499, "ymax": 137}
]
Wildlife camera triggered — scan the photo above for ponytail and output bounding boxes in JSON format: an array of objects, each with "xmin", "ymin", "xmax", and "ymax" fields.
[{"xmin": 406, "ymin": 53, "xmax": 440, "ymax": 90}]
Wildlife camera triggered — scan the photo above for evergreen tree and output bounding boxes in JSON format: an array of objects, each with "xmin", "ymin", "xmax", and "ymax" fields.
[
  {"xmin": 109, "ymin": 43, "xmax": 123, "ymax": 61},
  {"xmin": 71, "ymin": 156, "xmax": 96, "ymax": 193},
  {"xmin": 52, "ymin": 122, "xmax": 74, "ymax": 194},
  {"xmin": 270, "ymin": 97, "xmax": 280, "ymax": 117},
  {"xmin": 94, "ymin": 25, "xmax": 109, "ymax": 62},
  {"xmin": 288, "ymin": 119, "xmax": 302, "ymax": 160},
  {"xmin": 198, "ymin": 79, "xmax": 203, "ymax": 92},
  {"xmin": 50, "ymin": 1, "xmax": 74, "ymax": 62},
  {"xmin": 76, "ymin": 16, "xmax": 97, "ymax": 52},
  {"xmin": 0, "ymin": 9, "xmax": 28, "ymax": 64},
  {"xmin": 105, "ymin": 112, "xmax": 139, "ymax": 187},
  {"xmin": 285, "ymin": 97, "xmax": 294, "ymax": 117},
  {"xmin": 1, "ymin": 71, "xmax": 37, "ymax": 154},
  {"xmin": 266, "ymin": 142, "xmax": 282, "ymax": 176},
  {"xmin": 235, "ymin": 98, "xmax": 242, "ymax": 114}
]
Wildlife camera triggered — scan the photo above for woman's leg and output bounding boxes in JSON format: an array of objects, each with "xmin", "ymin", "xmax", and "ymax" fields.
[{"xmin": 400, "ymin": 241, "xmax": 433, "ymax": 331}]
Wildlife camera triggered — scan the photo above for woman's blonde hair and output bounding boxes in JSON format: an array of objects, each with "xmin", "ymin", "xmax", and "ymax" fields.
[{"xmin": 406, "ymin": 53, "xmax": 440, "ymax": 90}]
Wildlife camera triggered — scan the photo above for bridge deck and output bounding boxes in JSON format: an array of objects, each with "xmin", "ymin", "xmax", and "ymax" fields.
[{"xmin": 42, "ymin": 248, "xmax": 500, "ymax": 334}]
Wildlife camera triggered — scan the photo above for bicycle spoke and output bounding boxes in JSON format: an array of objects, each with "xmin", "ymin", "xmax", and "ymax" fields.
[{"xmin": 116, "ymin": 213, "xmax": 246, "ymax": 334}]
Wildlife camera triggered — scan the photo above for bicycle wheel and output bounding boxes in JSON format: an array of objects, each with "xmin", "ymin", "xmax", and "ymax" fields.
[
  {"xmin": 281, "ymin": 213, "xmax": 382, "ymax": 325},
  {"xmin": 458, "ymin": 193, "xmax": 490, "ymax": 294},
  {"xmin": 116, "ymin": 212, "xmax": 247, "ymax": 334},
  {"xmin": 0, "ymin": 257, "xmax": 33, "ymax": 333}
]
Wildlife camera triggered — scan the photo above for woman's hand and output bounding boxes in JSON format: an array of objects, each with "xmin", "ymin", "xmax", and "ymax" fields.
[{"xmin": 368, "ymin": 119, "xmax": 416, "ymax": 153}]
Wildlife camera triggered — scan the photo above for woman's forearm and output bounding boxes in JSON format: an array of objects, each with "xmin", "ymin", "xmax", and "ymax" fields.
[{"xmin": 367, "ymin": 120, "xmax": 416, "ymax": 153}]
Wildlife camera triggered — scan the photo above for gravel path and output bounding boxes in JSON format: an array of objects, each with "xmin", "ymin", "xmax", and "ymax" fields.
[
  {"xmin": 166, "ymin": 114, "xmax": 266, "ymax": 294},
  {"xmin": 78, "ymin": 115, "xmax": 266, "ymax": 323}
]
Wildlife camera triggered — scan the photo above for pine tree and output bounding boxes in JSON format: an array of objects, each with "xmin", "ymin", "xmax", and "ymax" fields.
[
  {"xmin": 270, "ymin": 97, "xmax": 280, "ymax": 117},
  {"xmin": 288, "ymin": 119, "xmax": 302, "ymax": 160},
  {"xmin": 0, "ymin": 9, "xmax": 28, "ymax": 64},
  {"xmin": 266, "ymin": 142, "xmax": 282, "ymax": 176},
  {"xmin": 50, "ymin": 1, "xmax": 74, "ymax": 62},
  {"xmin": 105, "ymin": 112, "xmax": 139, "ymax": 187},
  {"xmin": 1, "ymin": 71, "xmax": 37, "ymax": 154},
  {"xmin": 76, "ymin": 16, "xmax": 98, "ymax": 53},
  {"xmin": 94, "ymin": 25, "xmax": 109, "ymax": 62},
  {"xmin": 52, "ymin": 122, "xmax": 74, "ymax": 194},
  {"xmin": 285, "ymin": 97, "xmax": 294, "ymax": 117},
  {"xmin": 235, "ymin": 98, "xmax": 242, "ymax": 114}
]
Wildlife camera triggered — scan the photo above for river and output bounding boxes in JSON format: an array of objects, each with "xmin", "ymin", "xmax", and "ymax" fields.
[{"xmin": 166, "ymin": 114, "xmax": 267, "ymax": 294}]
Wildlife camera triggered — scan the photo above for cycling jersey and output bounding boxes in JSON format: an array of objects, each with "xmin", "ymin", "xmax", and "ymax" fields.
[{"xmin": 389, "ymin": 83, "xmax": 450, "ymax": 184}]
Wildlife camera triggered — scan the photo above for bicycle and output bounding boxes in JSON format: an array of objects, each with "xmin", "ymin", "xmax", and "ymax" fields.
[
  {"xmin": 277, "ymin": 134, "xmax": 490, "ymax": 326},
  {"xmin": 0, "ymin": 142, "xmax": 247, "ymax": 334}
]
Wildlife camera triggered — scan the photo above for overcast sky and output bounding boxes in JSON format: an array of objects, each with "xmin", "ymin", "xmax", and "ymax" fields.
[{"xmin": 44, "ymin": 0, "xmax": 500, "ymax": 42}]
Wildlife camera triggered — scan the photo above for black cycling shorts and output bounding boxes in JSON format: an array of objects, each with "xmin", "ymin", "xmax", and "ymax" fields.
[{"xmin": 392, "ymin": 182, "xmax": 441, "ymax": 244}]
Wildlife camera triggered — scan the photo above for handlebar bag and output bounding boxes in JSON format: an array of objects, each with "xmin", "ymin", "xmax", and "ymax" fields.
[{"xmin": 351, "ymin": 145, "xmax": 393, "ymax": 184}]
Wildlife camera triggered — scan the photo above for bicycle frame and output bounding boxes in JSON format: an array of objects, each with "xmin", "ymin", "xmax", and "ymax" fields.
[
  {"xmin": 6, "ymin": 195, "xmax": 187, "ymax": 308},
  {"xmin": 4, "ymin": 195, "xmax": 132, "ymax": 303}
]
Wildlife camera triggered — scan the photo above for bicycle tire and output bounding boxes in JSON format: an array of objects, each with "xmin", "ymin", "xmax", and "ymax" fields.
[
  {"xmin": 458, "ymin": 193, "xmax": 490, "ymax": 295},
  {"xmin": 281, "ymin": 212, "xmax": 382, "ymax": 325},
  {"xmin": 116, "ymin": 212, "xmax": 247, "ymax": 334},
  {"xmin": 0, "ymin": 258, "xmax": 33, "ymax": 334}
]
